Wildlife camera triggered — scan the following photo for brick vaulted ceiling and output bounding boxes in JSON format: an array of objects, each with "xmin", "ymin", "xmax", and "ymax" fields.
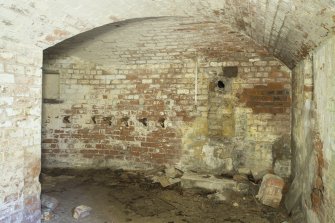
[{"xmin": 1, "ymin": 0, "xmax": 334, "ymax": 68}]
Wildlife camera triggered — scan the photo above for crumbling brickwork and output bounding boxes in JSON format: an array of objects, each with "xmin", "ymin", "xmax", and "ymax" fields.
[
  {"xmin": 0, "ymin": 40, "xmax": 42, "ymax": 223},
  {"xmin": 42, "ymin": 17, "xmax": 292, "ymax": 176},
  {"xmin": 1, "ymin": 1, "xmax": 334, "ymax": 223}
]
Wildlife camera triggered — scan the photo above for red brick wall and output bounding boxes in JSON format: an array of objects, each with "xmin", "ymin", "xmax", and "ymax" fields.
[
  {"xmin": 42, "ymin": 17, "xmax": 291, "ymax": 173},
  {"xmin": 239, "ymin": 82, "xmax": 291, "ymax": 114}
]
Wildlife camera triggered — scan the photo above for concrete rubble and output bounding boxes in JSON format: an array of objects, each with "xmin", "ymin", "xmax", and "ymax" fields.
[
  {"xmin": 41, "ymin": 195, "xmax": 59, "ymax": 211},
  {"xmin": 207, "ymin": 191, "xmax": 228, "ymax": 202},
  {"xmin": 251, "ymin": 169, "xmax": 269, "ymax": 182},
  {"xmin": 73, "ymin": 205, "xmax": 92, "ymax": 219},
  {"xmin": 41, "ymin": 194, "xmax": 59, "ymax": 221},
  {"xmin": 41, "ymin": 209, "xmax": 53, "ymax": 221},
  {"xmin": 181, "ymin": 172, "xmax": 249, "ymax": 193},
  {"xmin": 151, "ymin": 165, "xmax": 183, "ymax": 187},
  {"xmin": 164, "ymin": 165, "xmax": 183, "ymax": 178},
  {"xmin": 256, "ymin": 174, "xmax": 285, "ymax": 208}
]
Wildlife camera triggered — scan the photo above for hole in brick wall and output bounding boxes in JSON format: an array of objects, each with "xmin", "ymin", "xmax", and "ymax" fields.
[
  {"xmin": 218, "ymin": 81, "xmax": 225, "ymax": 89},
  {"xmin": 158, "ymin": 118, "xmax": 165, "ymax": 128},
  {"xmin": 103, "ymin": 116, "xmax": 113, "ymax": 126},
  {"xmin": 121, "ymin": 117, "xmax": 129, "ymax": 127},
  {"xmin": 138, "ymin": 118, "xmax": 148, "ymax": 127},
  {"xmin": 63, "ymin": 116, "xmax": 71, "ymax": 123},
  {"xmin": 91, "ymin": 116, "xmax": 97, "ymax": 124}
]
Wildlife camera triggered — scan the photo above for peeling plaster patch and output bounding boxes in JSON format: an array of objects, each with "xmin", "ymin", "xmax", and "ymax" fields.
[
  {"xmin": 109, "ymin": 15, "xmax": 120, "ymax": 22},
  {"xmin": 202, "ymin": 144, "xmax": 233, "ymax": 172},
  {"xmin": 45, "ymin": 29, "xmax": 71, "ymax": 43}
]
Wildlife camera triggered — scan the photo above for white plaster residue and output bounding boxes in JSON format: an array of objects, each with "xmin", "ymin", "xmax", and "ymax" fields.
[{"xmin": 202, "ymin": 144, "xmax": 233, "ymax": 171}]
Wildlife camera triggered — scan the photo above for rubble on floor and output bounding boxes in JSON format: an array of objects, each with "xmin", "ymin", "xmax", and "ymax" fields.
[
  {"xmin": 40, "ymin": 168, "xmax": 290, "ymax": 223},
  {"xmin": 41, "ymin": 195, "xmax": 59, "ymax": 210},
  {"xmin": 181, "ymin": 172, "xmax": 249, "ymax": 193},
  {"xmin": 73, "ymin": 205, "xmax": 92, "ymax": 219},
  {"xmin": 207, "ymin": 191, "xmax": 229, "ymax": 202},
  {"xmin": 251, "ymin": 169, "xmax": 269, "ymax": 182},
  {"xmin": 41, "ymin": 194, "xmax": 59, "ymax": 221},
  {"xmin": 257, "ymin": 174, "xmax": 285, "ymax": 208},
  {"xmin": 151, "ymin": 165, "xmax": 183, "ymax": 187},
  {"xmin": 41, "ymin": 209, "xmax": 53, "ymax": 221}
]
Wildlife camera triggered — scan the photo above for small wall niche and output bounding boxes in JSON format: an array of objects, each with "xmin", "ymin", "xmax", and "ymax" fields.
[
  {"xmin": 223, "ymin": 66, "xmax": 238, "ymax": 78},
  {"xmin": 43, "ymin": 70, "xmax": 63, "ymax": 104}
]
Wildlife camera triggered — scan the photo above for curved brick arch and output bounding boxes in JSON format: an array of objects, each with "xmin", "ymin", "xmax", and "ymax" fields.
[
  {"xmin": 0, "ymin": 1, "xmax": 335, "ymax": 222},
  {"xmin": 1, "ymin": 0, "xmax": 334, "ymax": 67}
]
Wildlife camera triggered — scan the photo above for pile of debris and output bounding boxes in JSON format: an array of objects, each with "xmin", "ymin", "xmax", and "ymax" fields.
[
  {"xmin": 150, "ymin": 165, "xmax": 184, "ymax": 187},
  {"xmin": 149, "ymin": 165, "xmax": 285, "ymax": 209},
  {"xmin": 40, "ymin": 166, "xmax": 285, "ymax": 222},
  {"xmin": 41, "ymin": 194, "xmax": 93, "ymax": 221},
  {"xmin": 41, "ymin": 195, "xmax": 58, "ymax": 221}
]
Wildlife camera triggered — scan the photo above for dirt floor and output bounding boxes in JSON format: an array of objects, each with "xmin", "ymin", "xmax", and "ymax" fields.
[{"xmin": 40, "ymin": 169, "xmax": 290, "ymax": 223}]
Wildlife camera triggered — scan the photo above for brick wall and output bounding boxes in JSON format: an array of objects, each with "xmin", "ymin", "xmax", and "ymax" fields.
[
  {"xmin": 287, "ymin": 36, "xmax": 335, "ymax": 223},
  {"xmin": 0, "ymin": 40, "xmax": 42, "ymax": 223},
  {"xmin": 42, "ymin": 17, "xmax": 291, "ymax": 176}
]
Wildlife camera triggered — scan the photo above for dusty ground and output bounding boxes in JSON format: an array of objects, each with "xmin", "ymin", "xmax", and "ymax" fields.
[{"xmin": 41, "ymin": 169, "xmax": 290, "ymax": 223}]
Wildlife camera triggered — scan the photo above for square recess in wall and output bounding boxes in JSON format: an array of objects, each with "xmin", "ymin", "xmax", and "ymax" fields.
[
  {"xmin": 223, "ymin": 66, "xmax": 238, "ymax": 78},
  {"xmin": 43, "ymin": 70, "xmax": 62, "ymax": 103}
]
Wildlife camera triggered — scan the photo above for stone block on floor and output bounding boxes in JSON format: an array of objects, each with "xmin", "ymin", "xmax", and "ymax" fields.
[
  {"xmin": 41, "ymin": 194, "xmax": 59, "ymax": 211},
  {"xmin": 256, "ymin": 174, "xmax": 285, "ymax": 208},
  {"xmin": 181, "ymin": 172, "xmax": 249, "ymax": 193},
  {"xmin": 73, "ymin": 205, "xmax": 92, "ymax": 219}
]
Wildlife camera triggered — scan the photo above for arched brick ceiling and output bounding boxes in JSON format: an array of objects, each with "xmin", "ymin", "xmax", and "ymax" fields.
[
  {"xmin": 222, "ymin": 0, "xmax": 335, "ymax": 68},
  {"xmin": 1, "ymin": 0, "xmax": 334, "ymax": 68}
]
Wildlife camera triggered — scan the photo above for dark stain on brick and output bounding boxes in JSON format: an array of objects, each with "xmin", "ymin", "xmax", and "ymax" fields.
[
  {"xmin": 238, "ymin": 82, "xmax": 291, "ymax": 114},
  {"xmin": 272, "ymin": 134, "xmax": 291, "ymax": 168},
  {"xmin": 43, "ymin": 99, "xmax": 63, "ymax": 104},
  {"xmin": 213, "ymin": 9, "xmax": 223, "ymax": 16}
]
